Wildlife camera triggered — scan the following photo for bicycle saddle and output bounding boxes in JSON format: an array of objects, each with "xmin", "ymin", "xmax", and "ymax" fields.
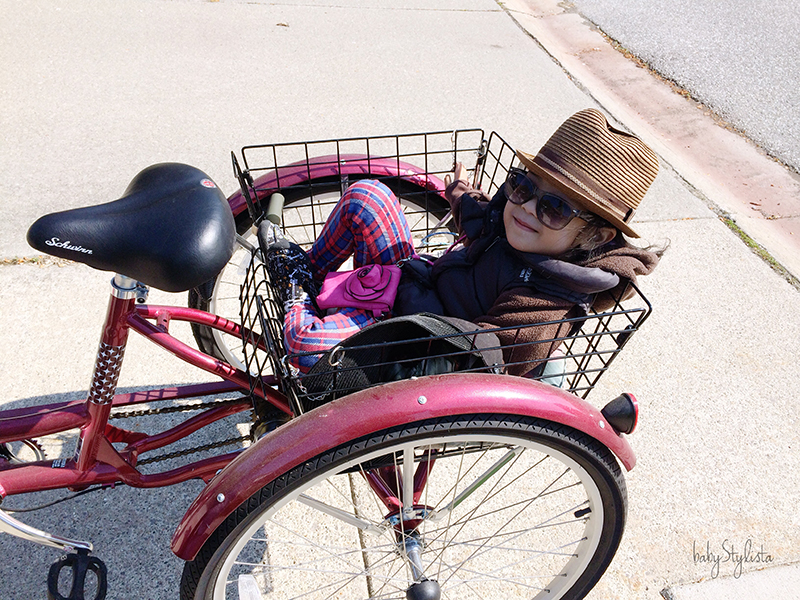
[{"xmin": 27, "ymin": 163, "xmax": 236, "ymax": 293}]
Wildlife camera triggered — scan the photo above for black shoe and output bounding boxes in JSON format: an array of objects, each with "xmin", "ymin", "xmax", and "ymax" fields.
[{"xmin": 265, "ymin": 238, "xmax": 316, "ymax": 306}]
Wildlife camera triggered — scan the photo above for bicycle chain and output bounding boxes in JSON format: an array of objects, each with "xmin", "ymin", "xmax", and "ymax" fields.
[
  {"xmin": 109, "ymin": 396, "xmax": 250, "ymax": 420},
  {"xmin": 110, "ymin": 397, "xmax": 254, "ymax": 465},
  {"xmin": 135, "ymin": 434, "xmax": 252, "ymax": 466}
]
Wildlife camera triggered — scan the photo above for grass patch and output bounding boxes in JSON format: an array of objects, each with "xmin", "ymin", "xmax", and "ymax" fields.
[{"xmin": 719, "ymin": 216, "xmax": 800, "ymax": 290}]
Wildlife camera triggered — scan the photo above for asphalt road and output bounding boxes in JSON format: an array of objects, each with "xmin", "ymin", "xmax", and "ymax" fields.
[
  {"xmin": 569, "ymin": 0, "xmax": 800, "ymax": 172},
  {"xmin": 2, "ymin": 1, "xmax": 799, "ymax": 599}
]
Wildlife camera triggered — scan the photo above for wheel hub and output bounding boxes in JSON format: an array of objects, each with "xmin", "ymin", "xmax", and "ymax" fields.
[{"xmin": 385, "ymin": 506, "xmax": 433, "ymax": 532}]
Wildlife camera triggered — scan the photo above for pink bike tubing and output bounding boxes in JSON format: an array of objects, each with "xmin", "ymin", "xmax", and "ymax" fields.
[{"xmin": 0, "ymin": 293, "xmax": 291, "ymax": 497}]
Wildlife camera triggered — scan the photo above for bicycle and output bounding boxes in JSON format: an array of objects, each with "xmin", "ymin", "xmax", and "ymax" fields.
[{"xmin": 0, "ymin": 130, "xmax": 650, "ymax": 600}]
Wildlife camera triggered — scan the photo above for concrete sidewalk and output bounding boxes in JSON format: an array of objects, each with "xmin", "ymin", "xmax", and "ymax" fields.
[
  {"xmin": 664, "ymin": 562, "xmax": 800, "ymax": 600},
  {"xmin": 2, "ymin": 1, "xmax": 799, "ymax": 599}
]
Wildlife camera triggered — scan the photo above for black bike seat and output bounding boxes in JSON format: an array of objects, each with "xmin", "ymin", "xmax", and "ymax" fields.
[{"xmin": 27, "ymin": 163, "xmax": 235, "ymax": 293}]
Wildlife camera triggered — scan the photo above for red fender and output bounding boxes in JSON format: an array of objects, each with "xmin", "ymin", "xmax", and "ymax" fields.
[
  {"xmin": 171, "ymin": 373, "xmax": 635, "ymax": 560},
  {"xmin": 227, "ymin": 154, "xmax": 447, "ymax": 217}
]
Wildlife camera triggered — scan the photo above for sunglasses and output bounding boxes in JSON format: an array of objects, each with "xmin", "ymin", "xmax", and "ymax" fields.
[{"xmin": 504, "ymin": 168, "xmax": 587, "ymax": 231}]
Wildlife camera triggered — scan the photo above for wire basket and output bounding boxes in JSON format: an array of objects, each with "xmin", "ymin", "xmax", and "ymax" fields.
[
  {"xmin": 232, "ymin": 129, "xmax": 487, "ymax": 256},
  {"xmin": 237, "ymin": 131, "xmax": 652, "ymax": 413}
]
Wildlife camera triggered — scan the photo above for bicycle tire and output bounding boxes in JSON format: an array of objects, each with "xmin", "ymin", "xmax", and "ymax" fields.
[
  {"xmin": 180, "ymin": 414, "xmax": 627, "ymax": 600},
  {"xmin": 188, "ymin": 177, "xmax": 451, "ymax": 369}
]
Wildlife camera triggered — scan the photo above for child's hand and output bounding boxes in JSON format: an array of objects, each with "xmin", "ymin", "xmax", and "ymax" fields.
[{"xmin": 445, "ymin": 162, "xmax": 469, "ymax": 187}]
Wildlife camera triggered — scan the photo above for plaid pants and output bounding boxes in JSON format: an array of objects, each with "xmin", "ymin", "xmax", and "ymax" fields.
[{"xmin": 284, "ymin": 180, "xmax": 415, "ymax": 370}]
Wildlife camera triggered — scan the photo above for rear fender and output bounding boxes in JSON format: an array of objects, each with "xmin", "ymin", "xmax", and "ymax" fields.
[
  {"xmin": 171, "ymin": 373, "xmax": 635, "ymax": 560},
  {"xmin": 227, "ymin": 154, "xmax": 447, "ymax": 217}
]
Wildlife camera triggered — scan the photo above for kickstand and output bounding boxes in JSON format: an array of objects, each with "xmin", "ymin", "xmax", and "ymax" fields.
[{"xmin": 47, "ymin": 548, "xmax": 107, "ymax": 600}]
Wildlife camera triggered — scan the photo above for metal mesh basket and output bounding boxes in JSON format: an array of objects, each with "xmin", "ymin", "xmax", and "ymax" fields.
[
  {"xmin": 237, "ymin": 131, "xmax": 652, "ymax": 412},
  {"xmin": 232, "ymin": 129, "xmax": 487, "ymax": 256}
]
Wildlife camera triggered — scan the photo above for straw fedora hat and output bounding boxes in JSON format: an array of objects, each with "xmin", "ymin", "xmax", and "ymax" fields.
[{"xmin": 516, "ymin": 109, "xmax": 658, "ymax": 238}]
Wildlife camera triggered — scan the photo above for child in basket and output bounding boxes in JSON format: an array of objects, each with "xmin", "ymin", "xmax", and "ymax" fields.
[{"xmin": 265, "ymin": 109, "xmax": 663, "ymax": 376}]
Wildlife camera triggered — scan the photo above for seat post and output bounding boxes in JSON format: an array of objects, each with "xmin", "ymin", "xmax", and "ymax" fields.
[{"xmin": 74, "ymin": 275, "xmax": 137, "ymax": 473}]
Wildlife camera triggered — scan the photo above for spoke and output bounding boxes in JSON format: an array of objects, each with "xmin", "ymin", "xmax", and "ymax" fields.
[
  {"xmin": 423, "ymin": 495, "xmax": 588, "ymax": 542},
  {"xmin": 436, "ymin": 539, "xmax": 579, "ymax": 562},
  {"xmin": 437, "ymin": 442, "xmax": 468, "ymax": 581},
  {"xmin": 439, "ymin": 467, "xmax": 580, "ymax": 590},
  {"xmin": 297, "ymin": 494, "xmax": 386, "ymax": 535},
  {"xmin": 264, "ymin": 515, "xmax": 372, "ymax": 578},
  {"xmin": 429, "ymin": 446, "xmax": 523, "ymax": 522},
  {"xmin": 232, "ymin": 547, "xmax": 410, "ymax": 599},
  {"xmin": 428, "ymin": 522, "xmax": 585, "ymax": 573},
  {"xmin": 371, "ymin": 554, "xmax": 410, "ymax": 600},
  {"xmin": 233, "ymin": 554, "xmax": 386, "ymax": 581},
  {"xmin": 427, "ymin": 446, "xmax": 527, "ymax": 576},
  {"xmin": 235, "ymin": 559, "xmax": 372, "ymax": 576},
  {"xmin": 435, "ymin": 443, "xmax": 500, "ymax": 506},
  {"xmin": 236, "ymin": 543, "xmax": 393, "ymax": 562},
  {"xmin": 450, "ymin": 575, "xmax": 488, "ymax": 600},
  {"xmin": 325, "ymin": 476, "xmax": 357, "ymax": 505},
  {"xmin": 270, "ymin": 570, "xmax": 395, "ymax": 600},
  {"xmin": 439, "ymin": 563, "xmax": 551, "ymax": 593},
  {"xmin": 426, "ymin": 455, "xmax": 567, "ymax": 544},
  {"xmin": 440, "ymin": 563, "xmax": 551, "ymax": 593}
]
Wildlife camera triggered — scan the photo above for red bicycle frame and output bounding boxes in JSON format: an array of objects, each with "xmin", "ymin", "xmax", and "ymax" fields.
[{"xmin": 0, "ymin": 274, "xmax": 289, "ymax": 501}]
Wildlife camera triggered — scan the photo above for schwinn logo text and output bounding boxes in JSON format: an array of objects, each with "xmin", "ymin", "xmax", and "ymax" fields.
[{"xmin": 45, "ymin": 237, "xmax": 93, "ymax": 254}]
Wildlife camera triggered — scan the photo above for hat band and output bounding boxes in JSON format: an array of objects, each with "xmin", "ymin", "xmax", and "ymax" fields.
[{"xmin": 537, "ymin": 154, "xmax": 633, "ymax": 222}]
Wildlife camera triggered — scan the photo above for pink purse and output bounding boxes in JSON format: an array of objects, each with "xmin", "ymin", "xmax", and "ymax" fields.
[{"xmin": 316, "ymin": 264, "xmax": 402, "ymax": 317}]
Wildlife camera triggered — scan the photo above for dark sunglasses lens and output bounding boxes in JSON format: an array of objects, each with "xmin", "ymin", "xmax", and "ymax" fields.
[
  {"xmin": 536, "ymin": 194, "xmax": 573, "ymax": 230},
  {"xmin": 505, "ymin": 171, "xmax": 534, "ymax": 205}
]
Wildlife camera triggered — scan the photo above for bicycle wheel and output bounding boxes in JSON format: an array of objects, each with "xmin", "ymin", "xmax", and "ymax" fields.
[
  {"xmin": 180, "ymin": 414, "xmax": 627, "ymax": 600},
  {"xmin": 188, "ymin": 177, "xmax": 452, "ymax": 370}
]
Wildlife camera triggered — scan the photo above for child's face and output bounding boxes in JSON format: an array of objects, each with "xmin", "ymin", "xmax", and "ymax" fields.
[{"xmin": 503, "ymin": 172, "xmax": 586, "ymax": 256}]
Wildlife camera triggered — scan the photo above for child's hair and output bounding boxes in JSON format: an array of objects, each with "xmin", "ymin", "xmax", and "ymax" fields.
[{"xmin": 558, "ymin": 212, "xmax": 669, "ymax": 263}]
